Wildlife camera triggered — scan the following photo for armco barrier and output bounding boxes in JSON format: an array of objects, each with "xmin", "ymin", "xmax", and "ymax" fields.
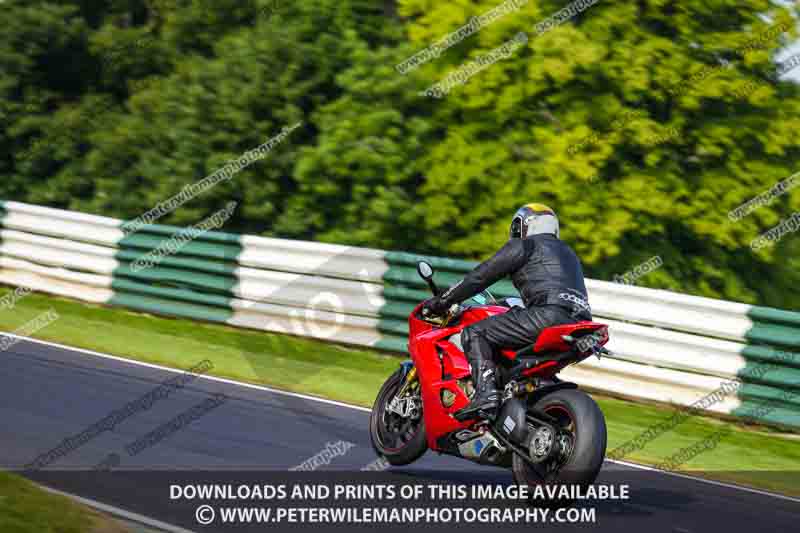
[{"xmin": 0, "ymin": 201, "xmax": 798, "ymax": 429}]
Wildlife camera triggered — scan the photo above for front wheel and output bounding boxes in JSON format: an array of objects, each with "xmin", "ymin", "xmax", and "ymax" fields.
[
  {"xmin": 512, "ymin": 389, "xmax": 607, "ymax": 490},
  {"xmin": 369, "ymin": 367, "xmax": 428, "ymax": 466}
]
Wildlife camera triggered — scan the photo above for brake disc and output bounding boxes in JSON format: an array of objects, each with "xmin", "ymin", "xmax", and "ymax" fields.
[{"xmin": 386, "ymin": 396, "xmax": 420, "ymax": 419}]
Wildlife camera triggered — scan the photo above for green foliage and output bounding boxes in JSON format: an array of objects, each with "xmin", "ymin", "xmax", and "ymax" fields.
[{"xmin": 1, "ymin": 0, "xmax": 799, "ymax": 308}]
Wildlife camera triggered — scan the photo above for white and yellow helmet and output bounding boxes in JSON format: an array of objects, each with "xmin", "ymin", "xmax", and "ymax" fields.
[{"xmin": 510, "ymin": 203, "xmax": 560, "ymax": 239}]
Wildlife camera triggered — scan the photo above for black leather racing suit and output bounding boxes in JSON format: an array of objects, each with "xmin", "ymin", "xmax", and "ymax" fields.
[{"xmin": 436, "ymin": 234, "xmax": 592, "ymax": 367}]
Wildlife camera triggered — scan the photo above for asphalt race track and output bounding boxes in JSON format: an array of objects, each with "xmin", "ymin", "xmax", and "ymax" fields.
[{"xmin": 1, "ymin": 335, "xmax": 798, "ymax": 532}]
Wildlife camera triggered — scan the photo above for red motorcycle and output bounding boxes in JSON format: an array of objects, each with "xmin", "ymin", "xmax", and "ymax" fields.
[{"xmin": 370, "ymin": 261, "xmax": 610, "ymax": 488}]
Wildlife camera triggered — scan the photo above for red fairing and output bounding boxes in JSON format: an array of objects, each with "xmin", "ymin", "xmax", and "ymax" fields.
[
  {"xmin": 532, "ymin": 322, "xmax": 608, "ymax": 353},
  {"xmin": 407, "ymin": 301, "xmax": 609, "ymax": 452},
  {"xmin": 436, "ymin": 340, "xmax": 471, "ymax": 379},
  {"xmin": 408, "ymin": 323, "xmax": 469, "ymax": 448},
  {"xmin": 408, "ymin": 303, "xmax": 511, "ymax": 448},
  {"xmin": 499, "ymin": 348, "xmax": 517, "ymax": 360}
]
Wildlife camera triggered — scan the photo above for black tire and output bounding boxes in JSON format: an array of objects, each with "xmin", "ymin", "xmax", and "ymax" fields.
[
  {"xmin": 512, "ymin": 389, "xmax": 606, "ymax": 490},
  {"xmin": 369, "ymin": 368, "xmax": 428, "ymax": 466}
]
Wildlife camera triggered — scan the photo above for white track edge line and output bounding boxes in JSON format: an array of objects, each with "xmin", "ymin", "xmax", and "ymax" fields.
[
  {"xmin": 606, "ymin": 458, "xmax": 800, "ymax": 504},
  {"xmin": 36, "ymin": 482, "xmax": 195, "ymax": 533},
  {"xmin": 4, "ymin": 333, "xmax": 371, "ymax": 412},
  {"xmin": 9, "ymin": 333, "xmax": 800, "ymax": 504}
]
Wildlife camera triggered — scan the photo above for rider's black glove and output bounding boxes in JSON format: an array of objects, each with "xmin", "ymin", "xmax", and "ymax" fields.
[{"xmin": 422, "ymin": 297, "xmax": 450, "ymax": 317}]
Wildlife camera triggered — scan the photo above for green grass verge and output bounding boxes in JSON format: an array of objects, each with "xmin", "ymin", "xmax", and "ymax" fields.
[
  {"xmin": 0, "ymin": 471, "xmax": 129, "ymax": 533},
  {"xmin": 1, "ymin": 290, "xmax": 799, "ymax": 497}
]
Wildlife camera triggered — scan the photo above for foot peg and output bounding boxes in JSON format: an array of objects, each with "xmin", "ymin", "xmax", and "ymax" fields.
[
  {"xmin": 453, "ymin": 398, "xmax": 499, "ymax": 422},
  {"xmin": 454, "ymin": 409, "xmax": 494, "ymax": 422}
]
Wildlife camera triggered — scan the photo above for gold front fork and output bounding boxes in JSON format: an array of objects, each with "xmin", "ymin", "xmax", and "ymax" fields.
[{"xmin": 395, "ymin": 367, "xmax": 418, "ymax": 398}]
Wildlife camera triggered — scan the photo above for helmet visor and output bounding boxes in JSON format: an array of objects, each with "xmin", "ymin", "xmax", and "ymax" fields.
[{"xmin": 510, "ymin": 216, "xmax": 522, "ymax": 239}]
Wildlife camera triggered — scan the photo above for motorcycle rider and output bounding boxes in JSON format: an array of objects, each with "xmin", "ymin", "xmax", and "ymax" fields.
[{"xmin": 422, "ymin": 204, "xmax": 591, "ymax": 422}]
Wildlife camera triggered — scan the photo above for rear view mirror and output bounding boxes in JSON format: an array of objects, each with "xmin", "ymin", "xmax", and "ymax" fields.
[{"xmin": 417, "ymin": 261, "xmax": 434, "ymax": 280}]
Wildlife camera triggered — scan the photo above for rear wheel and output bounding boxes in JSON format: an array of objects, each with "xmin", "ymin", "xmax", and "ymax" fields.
[
  {"xmin": 369, "ymin": 367, "xmax": 428, "ymax": 466},
  {"xmin": 512, "ymin": 389, "xmax": 606, "ymax": 494}
]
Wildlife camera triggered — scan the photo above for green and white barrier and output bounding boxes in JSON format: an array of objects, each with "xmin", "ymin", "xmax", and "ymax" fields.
[{"xmin": 0, "ymin": 201, "xmax": 798, "ymax": 429}]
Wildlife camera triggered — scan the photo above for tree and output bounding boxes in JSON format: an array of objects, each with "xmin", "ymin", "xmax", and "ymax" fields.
[
  {"xmin": 2, "ymin": 0, "xmax": 799, "ymax": 307},
  {"xmin": 390, "ymin": 0, "xmax": 800, "ymax": 306}
]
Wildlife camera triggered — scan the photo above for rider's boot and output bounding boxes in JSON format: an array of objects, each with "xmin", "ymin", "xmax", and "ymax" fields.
[{"xmin": 454, "ymin": 353, "xmax": 500, "ymax": 422}]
